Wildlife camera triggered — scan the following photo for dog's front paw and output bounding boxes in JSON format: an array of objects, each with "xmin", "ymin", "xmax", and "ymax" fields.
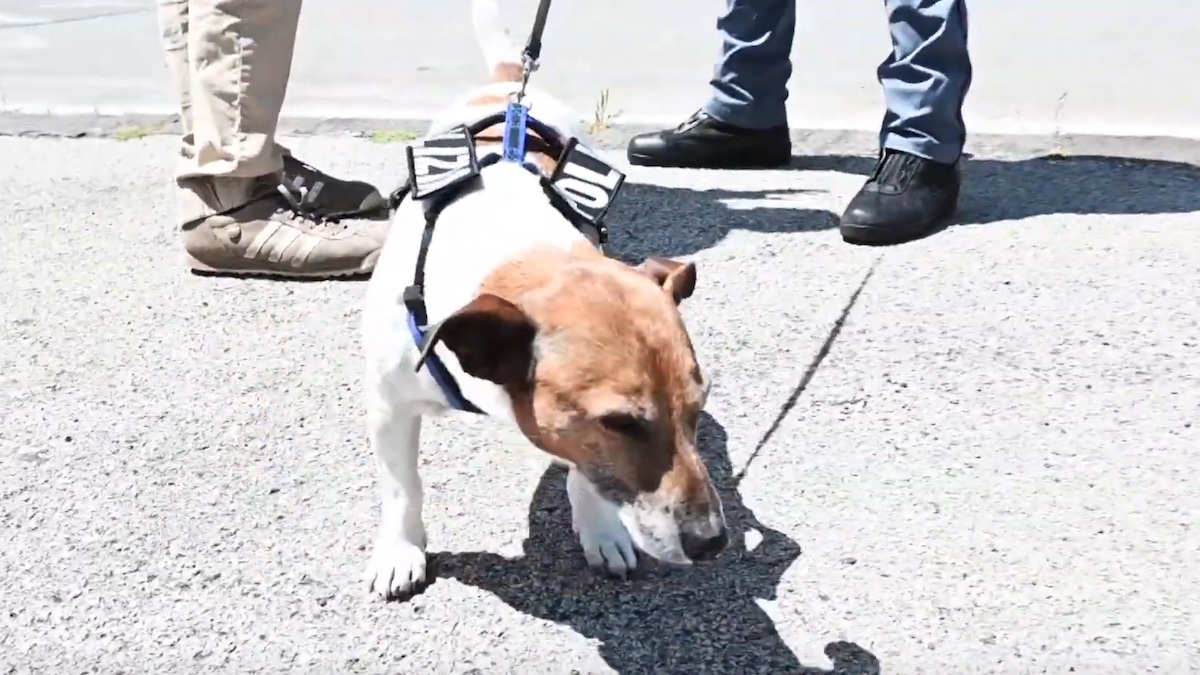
[
  {"xmin": 568, "ymin": 480, "xmax": 643, "ymax": 576},
  {"xmin": 363, "ymin": 540, "xmax": 428, "ymax": 601},
  {"xmin": 571, "ymin": 514, "xmax": 638, "ymax": 578},
  {"xmin": 567, "ymin": 470, "xmax": 639, "ymax": 578}
]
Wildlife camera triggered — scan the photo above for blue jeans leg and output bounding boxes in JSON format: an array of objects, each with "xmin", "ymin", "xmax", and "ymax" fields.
[
  {"xmin": 702, "ymin": 0, "xmax": 795, "ymax": 130},
  {"xmin": 878, "ymin": 0, "xmax": 972, "ymax": 164}
]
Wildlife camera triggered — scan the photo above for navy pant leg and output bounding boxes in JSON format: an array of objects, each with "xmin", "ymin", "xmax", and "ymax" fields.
[
  {"xmin": 702, "ymin": 0, "xmax": 795, "ymax": 130},
  {"xmin": 878, "ymin": 0, "xmax": 972, "ymax": 163}
]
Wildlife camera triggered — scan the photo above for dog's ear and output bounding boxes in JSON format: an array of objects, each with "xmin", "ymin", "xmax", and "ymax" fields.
[
  {"xmin": 419, "ymin": 293, "xmax": 537, "ymax": 387},
  {"xmin": 636, "ymin": 256, "xmax": 697, "ymax": 305}
]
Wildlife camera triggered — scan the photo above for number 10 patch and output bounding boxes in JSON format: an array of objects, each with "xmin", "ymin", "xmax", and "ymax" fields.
[{"xmin": 549, "ymin": 138, "xmax": 626, "ymax": 225}]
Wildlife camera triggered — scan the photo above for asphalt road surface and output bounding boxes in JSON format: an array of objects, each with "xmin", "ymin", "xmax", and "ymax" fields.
[{"xmin": 2, "ymin": 132, "xmax": 1199, "ymax": 673}]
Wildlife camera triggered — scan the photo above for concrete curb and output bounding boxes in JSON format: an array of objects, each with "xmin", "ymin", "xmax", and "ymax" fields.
[{"xmin": 4, "ymin": 112, "xmax": 1200, "ymax": 166}]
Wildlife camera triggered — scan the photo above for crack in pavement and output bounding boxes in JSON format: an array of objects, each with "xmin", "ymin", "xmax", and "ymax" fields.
[{"xmin": 732, "ymin": 255, "xmax": 881, "ymax": 486}]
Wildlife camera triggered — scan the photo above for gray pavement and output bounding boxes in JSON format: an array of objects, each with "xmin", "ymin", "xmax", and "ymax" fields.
[
  {"xmin": 1, "ymin": 0, "xmax": 1199, "ymax": 138},
  {"xmin": 2, "ymin": 133, "xmax": 1199, "ymax": 674}
]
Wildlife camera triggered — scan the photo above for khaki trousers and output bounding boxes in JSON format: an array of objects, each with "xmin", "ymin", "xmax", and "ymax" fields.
[{"xmin": 157, "ymin": 0, "xmax": 302, "ymax": 183}]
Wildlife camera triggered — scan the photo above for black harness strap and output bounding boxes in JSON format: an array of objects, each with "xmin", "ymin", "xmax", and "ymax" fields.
[
  {"xmin": 403, "ymin": 151, "xmax": 504, "ymax": 327},
  {"xmin": 401, "ymin": 151, "xmax": 505, "ymax": 415},
  {"xmin": 523, "ymin": 0, "xmax": 553, "ymax": 64}
]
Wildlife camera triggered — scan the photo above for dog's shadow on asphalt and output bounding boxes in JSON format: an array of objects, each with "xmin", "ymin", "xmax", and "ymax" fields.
[
  {"xmin": 601, "ymin": 152, "xmax": 1200, "ymax": 259},
  {"xmin": 432, "ymin": 412, "xmax": 879, "ymax": 675}
]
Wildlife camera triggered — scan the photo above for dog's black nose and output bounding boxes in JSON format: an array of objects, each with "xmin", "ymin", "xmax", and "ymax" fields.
[{"xmin": 681, "ymin": 528, "xmax": 729, "ymax": 562}]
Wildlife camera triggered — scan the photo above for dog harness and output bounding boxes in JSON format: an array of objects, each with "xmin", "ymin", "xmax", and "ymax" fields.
[{"xmin": 386, "ymin": 109, "xmax": 627, "ymax": 414}]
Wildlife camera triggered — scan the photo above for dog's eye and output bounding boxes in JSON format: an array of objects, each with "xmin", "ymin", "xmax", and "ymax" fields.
[{"xmin": 599, "ymin": 412, "xmax": 650, "ymax": 438}]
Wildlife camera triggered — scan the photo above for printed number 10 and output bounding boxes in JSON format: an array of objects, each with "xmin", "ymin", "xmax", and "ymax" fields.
[{"xmin": 556, "ymin": 161, "xmax": 621, "ymax": 210}]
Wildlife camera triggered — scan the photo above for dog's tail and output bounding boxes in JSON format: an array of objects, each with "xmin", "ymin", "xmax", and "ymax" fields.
[{"xmin": 472, "ymin": 0, "xmax": 526, "ymax": 82}]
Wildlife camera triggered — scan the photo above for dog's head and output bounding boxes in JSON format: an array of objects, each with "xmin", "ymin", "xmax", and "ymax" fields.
[{"xmin": 427, "ymin": 245, "xmax": 727, "ymax": 565}]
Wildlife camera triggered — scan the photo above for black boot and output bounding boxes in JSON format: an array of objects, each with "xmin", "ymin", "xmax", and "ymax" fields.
[
  {"xmin": 839, "ymin": 149, "xmax": 961, "ymax": 245},
  {"xmin": 626, "ymin": 110, "xmax": 791, "ymax": 169}
]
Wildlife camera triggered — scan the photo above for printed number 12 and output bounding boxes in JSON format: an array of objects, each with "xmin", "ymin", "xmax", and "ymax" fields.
[{"xmin": 413, "ymin": 149, "xmax": 468, "ymax": 176}]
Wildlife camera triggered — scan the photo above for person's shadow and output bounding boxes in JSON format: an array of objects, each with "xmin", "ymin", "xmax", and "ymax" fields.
[
  {"xmin": 432, "ymin": 412, "xmax": 880, "ymax": 674},
  {"xmin": 600, "ymin": 151, "xmax": 1200, "ymax": 260}
]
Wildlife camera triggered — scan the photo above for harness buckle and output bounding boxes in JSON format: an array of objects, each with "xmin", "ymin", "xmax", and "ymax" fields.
[{"xmin": 402, "ymin": 284, "xmax": 426, "ymax": 321}]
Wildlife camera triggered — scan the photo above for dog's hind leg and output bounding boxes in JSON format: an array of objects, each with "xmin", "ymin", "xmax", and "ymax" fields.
[{"xmin": 363, "ymin": 407, "xmax": 429, "ymax": 601}]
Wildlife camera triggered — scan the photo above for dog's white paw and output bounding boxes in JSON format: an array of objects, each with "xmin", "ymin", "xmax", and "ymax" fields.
[
  {"xmin": 576, "ymin": 518, "xmax": 638, "ymax": 578},
  {"xmin": 363, "ymin": 539, "xmax": 428, "ymax": 601},
  {"xmin": 567, "ymin": 469, "xmax": 639, "ymax": 577}
]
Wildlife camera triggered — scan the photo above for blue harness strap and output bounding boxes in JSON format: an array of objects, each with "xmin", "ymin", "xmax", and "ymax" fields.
[
  {"xmin": 502, "ymin": 102, "xmax": 529, "ymax": 163},
  {"xmin": 405, "ymin": 312, "xmax": 484, "ymax": 414}
]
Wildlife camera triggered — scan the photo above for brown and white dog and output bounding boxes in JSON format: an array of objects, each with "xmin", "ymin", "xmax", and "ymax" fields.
[{"xmin": 360, "ymin": 0, "xmax": 727, "ymax": 601}]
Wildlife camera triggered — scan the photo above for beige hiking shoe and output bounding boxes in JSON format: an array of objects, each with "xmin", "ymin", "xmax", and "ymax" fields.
[{"xmin": 180, "ymin": 174, "xmax": 389, "ymax": 278}]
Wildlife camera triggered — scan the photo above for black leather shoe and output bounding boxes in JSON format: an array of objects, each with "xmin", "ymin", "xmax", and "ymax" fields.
[
  {"xmin": 627, "ymin": 110, "xmax": 791, "ymax": 169},
  {"xmin": 839, "ymin": 149, "xmax": 961, "ymax": 245}
]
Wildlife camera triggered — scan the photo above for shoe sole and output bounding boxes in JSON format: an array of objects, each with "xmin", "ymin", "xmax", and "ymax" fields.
[
  {"xmin": 627, "ymin": 151, "xmax": 793, "ymax": 170},
  {"xmin": 324, "ymin": 201, "xmax": 392, "ymax": 222},
  {"xmin": 840, "ymin": 201, "xmax": 958, "ymax": 246},
  {"xmin": 186, "ymin": 249, "xmax": 380, "ymax": 280}
]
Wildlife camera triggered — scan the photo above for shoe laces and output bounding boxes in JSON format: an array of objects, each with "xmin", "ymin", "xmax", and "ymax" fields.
[
  {"xmin": 674, "ymin": 109, "xmax": 708, "ymax": 133},
  {"xmin": 869, "ymin": 150, "xmax": 920, "ymax": 189},
  {"xmin": 271, "ymin": 177, "xmax": 349, "ymax": 233},
  {"xmin": 282, "ymin": 156, "xmax": 329, "ymax": 190}
]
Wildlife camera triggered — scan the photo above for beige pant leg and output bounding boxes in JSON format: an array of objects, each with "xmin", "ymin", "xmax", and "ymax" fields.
[
  {"xmin": 157, "ymin": 0, "xmax": 193, "ymax": 140},
  {"xmin": 176, "ymin": 0, "xmax": 303, "ymax": 182}
]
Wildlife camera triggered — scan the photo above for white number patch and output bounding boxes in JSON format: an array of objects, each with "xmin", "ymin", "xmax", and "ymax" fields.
[
  {"xmin": 405, "ymin": 125, "xmax": 480, "ymax": 200},
  {"xmin": 550, "ymin": 139, "xmax": 626, "ymax": 223}
]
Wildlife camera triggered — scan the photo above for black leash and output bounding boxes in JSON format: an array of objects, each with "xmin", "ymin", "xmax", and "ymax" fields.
[{"xmin": 516, "ymin": 0, "xmax": 554, "ymax": 105}]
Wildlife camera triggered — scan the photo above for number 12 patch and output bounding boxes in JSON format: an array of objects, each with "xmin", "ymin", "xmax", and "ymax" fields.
[
  {"xmin": 405, "ymin": 125, "xmax": 481, "ymax": 201},
  {"xmin": 549, "ymin": 138, "xmax": 626, "ymax": 224}
]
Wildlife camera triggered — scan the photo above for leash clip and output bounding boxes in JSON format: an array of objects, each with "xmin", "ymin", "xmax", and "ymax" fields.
[
  {"xmin": 515, "ymin": 0, "xmax": 552, "ymax": 104},
  {"xmin": 515, "ymin": 54, "xmax": 537, "ymax": 105}
]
